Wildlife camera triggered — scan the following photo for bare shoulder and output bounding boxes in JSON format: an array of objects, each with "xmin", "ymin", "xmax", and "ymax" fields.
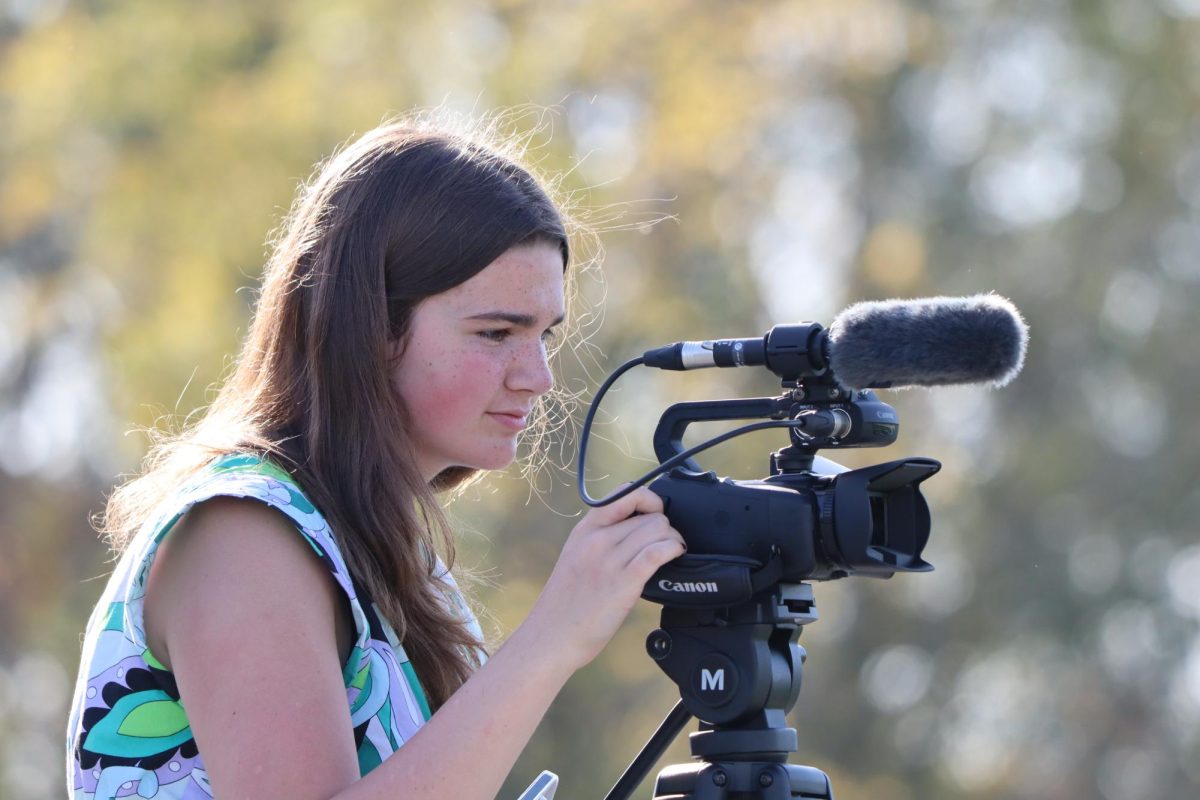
[
  {"xmin": 155, "ymin": 494, "xmax": 317, "ymax": 576},
  {"xmin": 142, "ymin": 494, "xmax": 362, "ymax": 796},
  {"xmin": 143, "ymin": 494, "xmax": 345, "ymax": 671}
]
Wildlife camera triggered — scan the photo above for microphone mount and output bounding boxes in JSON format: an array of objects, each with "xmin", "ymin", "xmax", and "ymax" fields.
[{"xmin": 761, "ymin": 322, "xmax": 830, "ymax": 386}]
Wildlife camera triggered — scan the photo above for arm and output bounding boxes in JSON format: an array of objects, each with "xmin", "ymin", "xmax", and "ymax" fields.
[{"xmin": 146, "ymin": 489, "xmax": 683, "ymax": 800}]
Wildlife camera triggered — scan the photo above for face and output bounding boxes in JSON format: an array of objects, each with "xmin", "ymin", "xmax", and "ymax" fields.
[{"xmin": 391, "ymin": 242, "xmax": 566, "ymax": 482}]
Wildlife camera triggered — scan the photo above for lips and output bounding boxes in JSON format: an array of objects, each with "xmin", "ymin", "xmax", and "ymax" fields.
[{"xmin": 486, "ymin": 410, "xmax": 529, "ymax": 431}]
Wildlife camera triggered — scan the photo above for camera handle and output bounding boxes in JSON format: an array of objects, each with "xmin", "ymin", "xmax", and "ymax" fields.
[
  {"xmin": 651, "ymin": 382, "xmax": 900, "ymax": 479},
  {"xmin": 603, "ymin": 583, "xmax": 834, "ymax": 800},
  {"xmin": 653, "ymin": 396, "xmax": 794, "ymax": 473}
]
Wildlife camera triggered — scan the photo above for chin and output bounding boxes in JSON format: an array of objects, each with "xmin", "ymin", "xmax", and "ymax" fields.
[
  {"xmin": 480, "ymin": 453, "xmax": 519, "ymax": 472},
  {"xmin": 462, "ymin": 445, "xmax": 520, "ymax": 473}
]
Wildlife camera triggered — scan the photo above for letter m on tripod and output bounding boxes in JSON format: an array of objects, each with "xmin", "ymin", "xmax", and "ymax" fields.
[{"xmin": 701, "ymin": 668, "xmax": 725, "ymax": 692}]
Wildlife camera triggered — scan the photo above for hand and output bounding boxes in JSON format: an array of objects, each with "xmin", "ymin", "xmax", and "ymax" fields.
[{"xmin": 524, "ymin": 487, "xmax": 686, "ymax": 671}]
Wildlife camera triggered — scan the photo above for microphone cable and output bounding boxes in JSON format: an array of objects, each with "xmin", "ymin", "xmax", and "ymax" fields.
[{"xmin": 576, "ymin": 356, "xmax": 808, "ymax": 508}]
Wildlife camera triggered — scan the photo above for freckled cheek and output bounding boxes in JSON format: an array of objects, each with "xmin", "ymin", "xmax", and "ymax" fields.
[{"xmin": 404, "ymin": 350, "xmax": 502, "ymax": 422}]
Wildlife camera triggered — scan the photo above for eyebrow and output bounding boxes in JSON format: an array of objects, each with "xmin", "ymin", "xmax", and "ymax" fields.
[{"xmin": 466, "ymin": 311, "xmax": 566, "ymax": 328}]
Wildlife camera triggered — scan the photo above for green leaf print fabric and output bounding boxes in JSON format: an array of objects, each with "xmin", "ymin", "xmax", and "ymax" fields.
[{"xmin": 66, "ymin": 453, "xmax": 484, "ymax": 799}]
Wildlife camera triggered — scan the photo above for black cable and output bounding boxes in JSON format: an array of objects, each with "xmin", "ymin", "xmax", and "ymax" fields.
[
  {"xmin": 577, "ymin": 359, "xmax": 808, "ymax": 507},
  {"xmin": 576, "ymin": 356, "xmax": 643, "ymax": 506}
]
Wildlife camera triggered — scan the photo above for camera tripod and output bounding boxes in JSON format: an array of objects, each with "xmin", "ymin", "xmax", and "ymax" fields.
[{"xmin": 604, "ymin": 581, "xmax": 834, "ymax": 800}]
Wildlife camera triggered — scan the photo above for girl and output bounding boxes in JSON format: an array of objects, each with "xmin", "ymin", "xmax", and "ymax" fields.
[{"xmin": 67, "ymin": 116, "xmax": 685, "ymax": 799}]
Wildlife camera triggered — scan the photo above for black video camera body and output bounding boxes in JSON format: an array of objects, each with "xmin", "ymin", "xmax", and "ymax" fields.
[{"xmin": 640, "ymin": 386, "xmax": 940, "ymax": 610}]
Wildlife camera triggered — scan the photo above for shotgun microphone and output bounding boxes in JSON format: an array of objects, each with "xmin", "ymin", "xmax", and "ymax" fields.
[{"xmin": 641, "ymin": 293, "xmax": 1028, "ymax": 390}]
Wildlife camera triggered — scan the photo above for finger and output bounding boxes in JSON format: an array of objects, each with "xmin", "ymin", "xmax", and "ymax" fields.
[
  {"xmin": 582, "ymin": 485, "xmax": 664, "ymax": 528},
  {"xmin": 588, "ymin": 511, "xmax": 669, "ymax": 551},
  {"xmin": 617, "ymin": 524, "xmax": 684, "ymax": 570},
  {"xmin": 628, "ymin": 538, "xmax": 688, "ymax": 581}
]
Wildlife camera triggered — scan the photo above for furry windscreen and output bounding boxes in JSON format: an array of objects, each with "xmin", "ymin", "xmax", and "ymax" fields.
[{"xmin": 827, "ymin": 294, "xmax": 1029, "ymax": 390}]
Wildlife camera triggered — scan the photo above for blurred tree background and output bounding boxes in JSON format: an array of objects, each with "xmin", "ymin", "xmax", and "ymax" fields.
[{"xmin": 2, "ymin": 0, "xmax": 1199, "ymax": 797}]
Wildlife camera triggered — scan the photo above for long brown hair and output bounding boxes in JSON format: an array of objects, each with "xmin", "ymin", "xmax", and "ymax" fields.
[{"xmin": 101, "ymin": 114, "xmax": 570, "ymax": 710}]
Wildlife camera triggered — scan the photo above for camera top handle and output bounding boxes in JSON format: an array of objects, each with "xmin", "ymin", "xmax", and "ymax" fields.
[{"xmin": 652, "ymin": 396, "xmax": 791, "ymax": 474}]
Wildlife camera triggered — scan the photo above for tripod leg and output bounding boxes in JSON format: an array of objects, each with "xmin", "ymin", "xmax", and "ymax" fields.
[{"xmin": 604, "ymin": 701, "xmax": 693, "ymax": 800}]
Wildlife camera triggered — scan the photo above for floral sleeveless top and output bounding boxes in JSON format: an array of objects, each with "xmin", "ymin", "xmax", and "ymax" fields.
[{"xmin": 66, "ymin": 453, "xmax": 485, "ymax": 799}]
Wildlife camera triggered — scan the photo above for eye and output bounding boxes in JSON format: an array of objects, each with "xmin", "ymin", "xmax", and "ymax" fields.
[
  {"xmin": 477, "ymin": 329, "xmax": 512, "ymax": 343},
  {"xmin": 541, "ymin": 328, "xmax": 558, "ymax": 343}
]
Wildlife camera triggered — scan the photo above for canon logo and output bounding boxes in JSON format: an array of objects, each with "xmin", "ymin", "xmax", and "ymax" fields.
[{"xmin": 658, "ymin": 579, "xmax": 720, "ymax": 593}]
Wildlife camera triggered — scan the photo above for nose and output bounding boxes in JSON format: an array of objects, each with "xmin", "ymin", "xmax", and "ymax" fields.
[{"xmin": 507, "ymin": 338, "xmax": 554, "ymax": 396}]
